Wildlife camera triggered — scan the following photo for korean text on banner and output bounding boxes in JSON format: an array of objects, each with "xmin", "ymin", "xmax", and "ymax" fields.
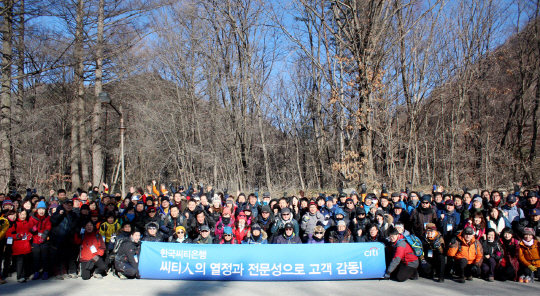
[{"xmin": 139, "ymin": 242, "xmax": 386, "ymax": 281}]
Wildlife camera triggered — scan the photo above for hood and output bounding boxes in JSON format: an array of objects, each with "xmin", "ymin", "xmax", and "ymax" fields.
[
  {"xmin": 247, "ymin": 229, "xmax": 268, "ymax": 240},
  {"xmin": 457, "ymin": 231, "xmax": 476, "ymax": 245}
]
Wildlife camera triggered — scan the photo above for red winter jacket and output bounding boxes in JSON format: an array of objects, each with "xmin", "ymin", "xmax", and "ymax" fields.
[
  {"xmin": 7, "ymin": 219, "xmax": 33, "ymax": 255},
  {"xmin": 233, "ymin": 226, "xmax": 250, "ymax": 243},
  {"xmin": 28, "ymin": 213, "xmax": 51, "ymax": 244},
  {"xmin": 75, "ymin": 230, "xmax": 106, "ymax": 262},
  {"xmin": 387, "ymin": 234, "xmax": 419, "ymax": 274}
]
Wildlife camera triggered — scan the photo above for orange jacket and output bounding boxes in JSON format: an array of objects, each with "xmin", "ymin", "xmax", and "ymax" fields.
[
  {"xmin": 518, "ymin": 239, "xmax": 540, "ymax": 268},
  {"xmin": 447, "ymin": 232, "xmax": 483, "ymax": 266}
]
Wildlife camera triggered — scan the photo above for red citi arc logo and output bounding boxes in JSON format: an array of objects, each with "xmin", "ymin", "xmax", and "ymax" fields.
[{"xmin": 364, "ymin": 247, "xmax": 379, "ymax": 257}]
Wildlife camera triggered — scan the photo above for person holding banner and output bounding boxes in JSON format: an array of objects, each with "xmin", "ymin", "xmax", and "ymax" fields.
[
  {"xmin": 115, "ymin": 229, "xmax": 141, "ymax": 280},
  {"xmin": 384, "ymin": 227, "xmax": 419, "ymax": 282},
  {"xmin": 273, "ymin": 222, "xmax": 302, "ymax": 244}
]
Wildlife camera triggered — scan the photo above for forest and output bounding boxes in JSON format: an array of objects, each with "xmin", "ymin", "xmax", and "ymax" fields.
[{"xmin": 0, "ymin": 0, "xmax": 539, "ymax": 194}]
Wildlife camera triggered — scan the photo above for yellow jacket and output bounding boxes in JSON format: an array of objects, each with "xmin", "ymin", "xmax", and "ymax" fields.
[
  {"xmin": 99, "ymin": 220, "xmax": 121, "ymax": 243},
  {"xmin": 0, "ymin": 216, "xmax": 9, "ymax": 240}
]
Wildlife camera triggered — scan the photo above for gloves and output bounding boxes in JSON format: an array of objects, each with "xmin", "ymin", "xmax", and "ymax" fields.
[
  {"xmin": 361, "ymin": 184, "xmax": 367, "ymax": 194},
  {"xmin": 92, "ymin": 255, "xmax": 100, "ymax": 262},
  {"xmin": 529, "ymin": 265, "xmax": 538, "ymax": 272},
  {"xmin": 433, "ymin": 238, "xmax": 441, "ymax": 249},
  {"xmin": 0, "ymin": 219, "xmax": 4, "ymax": 226},
  {"xmin": 32, "ymin": 188, "xmax": 37, "ymax": 194},
  {"xmin": 470, "ymin": 264, "xmax": 478, "ymax": 274},
  {"xmin": 514, "ymin": 184, "xmax": 520, "ymax": 192},
  {"xmin": 421, "ymin": 259, "xmax": 428, "ymax": 269},
  {"xmin": 383, "ymin": 273, "xmax": 390, "ymax": 280},
  {"xmin": 382, "ymin": 183, "xmax": 387, "ymax": 193},
  {"xmin": 31, "ymin": 226, "xmax": 38, "ymax": 233}
]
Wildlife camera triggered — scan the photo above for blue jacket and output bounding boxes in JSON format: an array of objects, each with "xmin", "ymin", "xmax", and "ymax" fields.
[
  {"xmin": 437, "ymin": 209, "xmax": 460, "ymax": 236},
  {"xmin": 319, "ymin": 207, "xmax": 333, "ymax": 229},
  {"xmin": 407, "ymin": 200, "xmax": 419, "ymax": 215},
  {"xmin": 501, "ymin": 204, "xmax": 524, "ymax": 223}
]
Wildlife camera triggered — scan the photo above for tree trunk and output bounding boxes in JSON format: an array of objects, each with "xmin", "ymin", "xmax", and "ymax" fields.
[
  {"xmin": 0, "ymin": 0, "xmax": 13, "ymax": 192},
  {"xmin": 71, "ymin": 0, "xmax": 86, "ymax": 190},
  {"xmin": 92, "ymin": 0, "xmax": 104, "ymax": 188},
  {"xmin": 13, "ymin": 0, "xmax": 24, "ymax": 185}
]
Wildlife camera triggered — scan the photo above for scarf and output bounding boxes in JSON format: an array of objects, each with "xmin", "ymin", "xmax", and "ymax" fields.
[
  {"xmin": 312, "ymin": 235, "xmax": 324, "ymax": 242},
  {"xmin": 222, "ymin": 217, "xmax": 231, "ymax": 225},
  {"xmin": 523, "ymin": 239, "xmax": 534, "ymax": 247}
]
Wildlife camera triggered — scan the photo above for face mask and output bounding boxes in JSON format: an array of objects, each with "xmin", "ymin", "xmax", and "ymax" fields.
[
  {"xmin": 223, "ymin": 217, "xmax": 231, "ymax": 225},
  {"xmin": 127, "ymin": 213, "xmax": 135, "ymax": 220},
  {"xmin": 263, "ymin": 201, "xmax": 268, "ymax": 206}
]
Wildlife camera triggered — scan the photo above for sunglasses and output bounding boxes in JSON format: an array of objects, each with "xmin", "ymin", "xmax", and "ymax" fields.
[
  {"xmin": 224, "ymin": 234, "xmax": 232, "ymax": 237},
  {"xmin": 176, "ymin": 231, "xmax": 184, "ymax": 234},
  {"xmin": 148, "ymin": 227, "xmax": 157, "ymax": 230},
  {"xmin": 422, "ymin": 202, "xmax": 430, "ymax": 204},
  {"xmin": 315, "ymin": 232, "xmax": 324, "ymax": 234},
  {"xmin": 285, "ymin": 228, "xmax": 293, "ymax": 231},
  {"xmin": 201, "ymin": 230, "xmax": 209, "ymax": 233},
  {"xmin": 282, "ymin": 213, "xmax": 290, "ymax": 216},
  {"xmin": 149, "ymin": 211, "xmax": 156, "ymax": 213}
]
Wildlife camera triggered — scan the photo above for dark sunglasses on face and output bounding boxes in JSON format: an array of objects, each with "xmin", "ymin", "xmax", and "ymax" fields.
[
  {"xmin": 224, "ymin": 234, "xmax": 232, "ymax": 237},
  {"xmin": 282, "ymin": 213, "xmax": 290, "ymax": 216},
  {"xmin": 315, "ymin": 232, "xmax": 323, "ymax": 234}
]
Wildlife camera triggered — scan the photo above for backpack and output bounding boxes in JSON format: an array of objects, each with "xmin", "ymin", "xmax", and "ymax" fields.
[
  {"xmin": 399, "ymin": 234, "xmax": 424, "ymax": 257},
  {"xmin": 109, "ymin": 237, "xmax": 127, "ymax": 263}
]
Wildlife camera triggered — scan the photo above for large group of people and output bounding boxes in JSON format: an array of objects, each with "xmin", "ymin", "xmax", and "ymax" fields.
[{"xmin": 0, "ymin": 181, "xmax": 539, "ymax": 284}]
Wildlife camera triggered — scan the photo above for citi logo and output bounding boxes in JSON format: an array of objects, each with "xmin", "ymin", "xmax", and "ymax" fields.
[{"xmin": 364, "ymin": 247, "xmax": 379, "ymax": 257}]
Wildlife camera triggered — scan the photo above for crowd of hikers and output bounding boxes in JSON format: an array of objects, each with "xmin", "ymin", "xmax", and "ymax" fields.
[{"xmin": 0, "ymin": 181, "xmax": 539, "ymax": 284}]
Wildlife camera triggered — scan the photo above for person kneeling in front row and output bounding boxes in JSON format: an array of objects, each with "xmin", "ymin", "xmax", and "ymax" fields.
[
  {"xmin": 447, "ymin": 226, "xmax": 483, "ymax": 283},
  {"xmin": 76, "ymin": 220, "xmax": 107, "ymax": 280},
  {"xmin": 384, "ymin": 227, "xmax": 419, "ymax": 282},
  {"xmin": 115, "ymin": 229, "xmax": 141, "ymax": 280}
]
